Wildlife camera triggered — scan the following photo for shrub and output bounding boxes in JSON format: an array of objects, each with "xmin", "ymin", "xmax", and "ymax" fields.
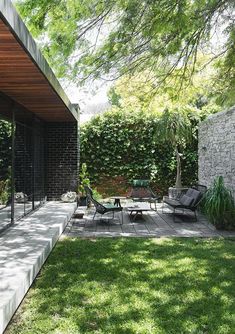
[
  {"xmin": 203, "ymin": 176, "xmax": 235, "ymax": 230},
  {"xmin": 78, "ymin": 163, "xmax": 91, "ymax": 197}
]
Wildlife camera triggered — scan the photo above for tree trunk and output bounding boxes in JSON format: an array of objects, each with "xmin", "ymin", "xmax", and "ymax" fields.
[{"xmin": 175, "ymin": 146, "xmax": 182, "ymax": 188}]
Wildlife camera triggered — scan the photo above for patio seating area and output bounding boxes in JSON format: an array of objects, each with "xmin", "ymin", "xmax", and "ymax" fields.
[{"xmin": 64, "ymin": 201, "xmax": 235, "ymax": 238}]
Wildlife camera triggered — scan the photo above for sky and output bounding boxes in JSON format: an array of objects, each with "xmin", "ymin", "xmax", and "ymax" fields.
[{"xmin": 64, "ymin": 79, "xmax": 111, "ymax": 109}]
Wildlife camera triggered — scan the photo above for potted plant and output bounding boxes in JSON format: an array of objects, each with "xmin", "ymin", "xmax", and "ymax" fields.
[
  {"xmin": 78, "ymin": 163, "xmax": 91, "ymax": 206},
  {"xmin": 155, "ymin": 107, "xmax": 195, "ymax": 199},
  {"xmin": 203, "ymin": 176, "xmax": 235, "ymax": 230}
]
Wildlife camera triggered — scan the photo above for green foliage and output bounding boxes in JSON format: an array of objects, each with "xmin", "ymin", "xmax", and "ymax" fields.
[
  {"xmin": 14, "ymin": 0, "xmax": 235, "ymax": 100},
  {"xmin": 0, "ymin": 121, "xmax": 12, "ymax": 205},
  {"xmin": 155, "ymin": 107, "xmax": 197, "ymax": 188},
  {"xmin": 80, "ymin": 109, "xmax": 200, "ymax": 195},
  {"xmin": 156, "ymin": 108, "xmax": 194, "ymax": 146},
  {"xmin": 91, "ymin": 188, "xmax": 102, "ymax": 201},
  {"xmin": 0, "ymin": 179, "xmax": 10, "ymax": 206},
  {"xmin": 203, "ymin": 176, "xmax": 235, "ymax": 230},
  {"xmin": 0, "ymin": 121, "xmax": 12, "ymax": 180},
  {"xmin": 78, "ymin": 163, "xmax": 90, "ymax": 196}
]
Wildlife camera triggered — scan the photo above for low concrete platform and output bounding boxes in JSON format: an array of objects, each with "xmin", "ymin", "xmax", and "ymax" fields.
[{"xmin": 0, "ymin": 201, "xmax": 76, "ymax": 334}]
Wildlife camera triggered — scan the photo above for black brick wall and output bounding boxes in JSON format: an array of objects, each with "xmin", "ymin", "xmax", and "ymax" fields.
[{"xmin": 46, "ymin": 122, "xmax": 79, "ymax": 200}]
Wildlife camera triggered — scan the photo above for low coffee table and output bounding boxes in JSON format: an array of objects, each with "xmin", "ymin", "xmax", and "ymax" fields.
[{"xmin": 126, "ymin": 205, "xmax": 150, "ymax": 221}]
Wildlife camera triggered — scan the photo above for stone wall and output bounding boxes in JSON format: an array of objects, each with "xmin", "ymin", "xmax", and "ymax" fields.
[
  {"xmin": 198, "ymin": 107, "xmax": 235, "ymax": 198},
  {"xmin": 46, "ymin": 122, "xmax": 79, "ymax": 200}
]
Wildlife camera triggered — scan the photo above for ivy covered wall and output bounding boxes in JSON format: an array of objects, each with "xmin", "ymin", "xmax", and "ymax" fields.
[{"xmin": 80, "ymin": 110, "xmax": 199, "ymax": 196}]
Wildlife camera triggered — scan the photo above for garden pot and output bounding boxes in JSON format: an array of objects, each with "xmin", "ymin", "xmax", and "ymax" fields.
[
  {"xmin": 79, "ymin": 196, "xmax": 87, "ymax": 206},
  {"xmin": 73, "ymin": 212, "xmax": 84, "ymax": 219},
  {"xmin": 214, "ymin": 210, "xmax": 235, "ymax": 230}
]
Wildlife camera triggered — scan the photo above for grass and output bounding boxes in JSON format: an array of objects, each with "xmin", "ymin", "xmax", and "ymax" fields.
[{"xmin": 7, "ymin": 238, "xmax": 235, "ymax": 334}]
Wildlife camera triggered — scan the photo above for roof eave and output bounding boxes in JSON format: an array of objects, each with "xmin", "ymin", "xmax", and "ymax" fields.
[{"xmin": 0, "ymin": 0, "xmax": 79, "ymax": 121}]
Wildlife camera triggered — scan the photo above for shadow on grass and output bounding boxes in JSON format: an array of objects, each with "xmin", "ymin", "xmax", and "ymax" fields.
[{"xmin": 7, "ymin": 238, "xmax": 235, "ymax": 334}]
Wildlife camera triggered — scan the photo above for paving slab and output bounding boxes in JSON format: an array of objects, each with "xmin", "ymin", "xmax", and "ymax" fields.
[
  {"xmin": 0, "ymin": 201, "xmax": 76, "ymax": 334},
  {"xmin": 65, "ymin": 202, "xmax": 235, "ymax": 239}
]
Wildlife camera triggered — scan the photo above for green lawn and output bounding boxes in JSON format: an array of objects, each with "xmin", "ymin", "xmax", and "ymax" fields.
[{"xmin": 7, "ymin": 238, "xmax": 235, "ymax": 334}]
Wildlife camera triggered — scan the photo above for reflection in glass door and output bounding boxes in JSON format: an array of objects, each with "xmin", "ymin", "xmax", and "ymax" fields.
[
  {"xmin": 0, "ymin": 93, "xmax": 45, "ymax": 227},
  {"xmin": 14, "ymin": 117, "xmax": 45, "ymax": 220},
  {"xmin": 14, "ymin": 124, "xmax": 33, "ymax": 220},
  {"xmin": 0, "ymin": 118, "xmax": 12, "ymax": 229}
]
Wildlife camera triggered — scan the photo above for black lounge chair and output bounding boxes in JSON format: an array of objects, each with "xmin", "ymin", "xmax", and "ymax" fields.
[
  {"xmin": 128, "ymin": 179, "xmax": 160, "ymax": 210},
  {"xmin": 163, "ymin": 187, "xmax": 204, "ymax": 222},
  {"xmin": 192, "ymin": 184, "xmax": 207, "ymax": 194},
  {"xmin": 85, "ymin": 186, "xmax": 123, "ymax": 224}
]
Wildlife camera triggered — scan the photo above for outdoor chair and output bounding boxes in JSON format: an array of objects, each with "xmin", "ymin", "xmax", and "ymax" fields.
[
  {"xmin": 162, "ymin": 187, "xmax": 204, "ymax": 222},
  {"xmin": 85, "ymin": 186, "xmax": 123, "ymax": 224},
  {"xmin": 192, "ymin": 184, "xmax": 207, "ymax": 194},
  {"xmin": 128, "ymin": 179, "xmax": 160, "ymax": 210}
]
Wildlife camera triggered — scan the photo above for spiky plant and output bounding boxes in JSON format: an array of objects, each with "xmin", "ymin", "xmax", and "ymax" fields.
[{"xmin": 204, "ymin": 176, "xmax": 235, "ymax": 230}]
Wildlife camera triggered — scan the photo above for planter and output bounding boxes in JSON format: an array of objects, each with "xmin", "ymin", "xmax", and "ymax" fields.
[
  {"xmin": 15, "ymin": 192, "xmax": 28, "ymax": 203},
  {"xmin": 78, "ymin": 196, "xmax": 87, "ymax": 206},
  {"xmin": 213, "ymin": 210, "xmax": 235, "ymax": 230},
  {"xmin": 168, "ymin": 187, "xmax": 188, "ymax": 200},
  {"xmin": 203, "ymin": 176, "xmax": 235, "ymax": 231},
  {"xmin": 73, "ymin": 211, "xmax": 85, "ymax": 219}
]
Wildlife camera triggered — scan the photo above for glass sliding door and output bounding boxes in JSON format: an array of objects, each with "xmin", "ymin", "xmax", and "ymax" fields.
[{"xmin": 0, "ymin": 93, "xmax": 45, "ymax": 228}]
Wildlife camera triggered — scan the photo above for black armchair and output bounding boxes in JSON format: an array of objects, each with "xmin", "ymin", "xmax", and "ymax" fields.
[{"xmin": 85, "ymin": 186, "xmax": 123, "ymax": 224}]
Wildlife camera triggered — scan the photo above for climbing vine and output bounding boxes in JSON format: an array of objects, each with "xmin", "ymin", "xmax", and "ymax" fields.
[{"xmin": 80, "ymin": 110, "xmax": 199, "ymax": 196}]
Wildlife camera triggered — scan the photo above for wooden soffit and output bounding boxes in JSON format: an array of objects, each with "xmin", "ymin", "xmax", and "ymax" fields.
[{"xmin": 0, "ymin": 1, "xmax": 78, "ymax": 122}]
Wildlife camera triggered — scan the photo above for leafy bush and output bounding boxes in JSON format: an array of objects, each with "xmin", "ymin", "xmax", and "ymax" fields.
[
  {"xmin": 92, "ymin": 188, "xmax": 102, "ymax": 201},
  {"xmin": 78, "ymin": 162, "xmax": 102, "ymax": 203},
  {"xmin": 203, "ymin": 176, "xmax": 235, "ymax": 230},
  {"xmin": 80, "ymin": 109, "xmax": 199, "ymax": 196},
  {"xmin": 78, "ymin": 163, "xmax": 90, "ymax": 196}
]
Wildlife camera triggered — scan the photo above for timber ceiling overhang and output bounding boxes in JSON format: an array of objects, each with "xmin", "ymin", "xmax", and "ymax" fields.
[{"xmin": 0, "ymin": 0, "xmax": 79, "ymax": 122}]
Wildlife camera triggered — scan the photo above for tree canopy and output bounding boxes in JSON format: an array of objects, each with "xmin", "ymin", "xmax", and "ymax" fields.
[
  {"xmin": 107, "ymin": 56, "xmax": 222, "ymax": 113},
  {"xmin": 14, "ymin": 0, "xmax": 235, "ymax": 103}
]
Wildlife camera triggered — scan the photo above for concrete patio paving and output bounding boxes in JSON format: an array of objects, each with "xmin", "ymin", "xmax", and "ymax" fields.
[{"xmin": 64, "ymin": 202, "xmax": 235, "ymax": 238}]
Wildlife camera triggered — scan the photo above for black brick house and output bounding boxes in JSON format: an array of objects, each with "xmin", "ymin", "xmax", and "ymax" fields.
[{"xmin": 0, "ymin": 1, "xmax": 79, "ymax": 225}]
